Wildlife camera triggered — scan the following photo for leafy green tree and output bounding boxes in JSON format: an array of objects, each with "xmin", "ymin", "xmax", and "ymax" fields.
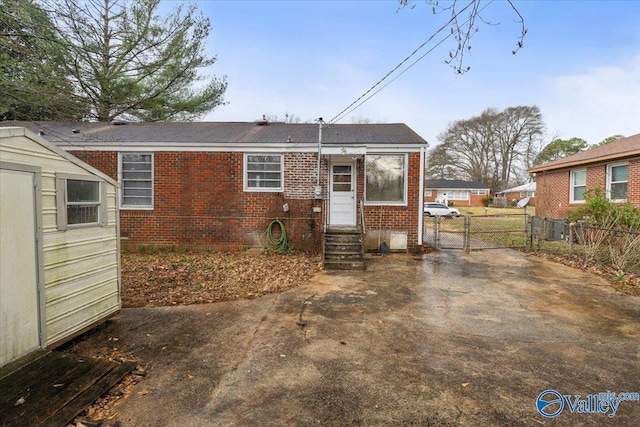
[
  {"xmin": 593, "ymin": 135, "xmax": 625, "ymax": 147},
  {"xmin": 43, "ymin": 0, "xmax": 227, "ymax": 122},
  {"xmin": 534, "ymin": 137, "xmax": 588, "ymax": 165},
  {"xmin": 0, "ymin": 0, "xmax": 85, "ymax": 120}
]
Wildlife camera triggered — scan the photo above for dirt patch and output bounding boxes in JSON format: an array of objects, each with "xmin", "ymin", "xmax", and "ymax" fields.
[
  {"xmin": 532, "ymin": 251, "xmax": 640, "ymax": 297},
  {"xmin": 121, "ymin": 250, "xmax": 322, "ymax": 307}
]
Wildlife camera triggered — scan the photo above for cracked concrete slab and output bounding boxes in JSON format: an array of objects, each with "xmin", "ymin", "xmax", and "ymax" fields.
[{"xmin": 69, "ymin": 249, "xmax": 640, "ymax": 426}]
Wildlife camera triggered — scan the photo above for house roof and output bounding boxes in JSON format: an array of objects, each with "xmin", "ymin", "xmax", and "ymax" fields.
[
  {"xmin": 528, "ymin": 132, "xmax": 640, "ymax": 173},
  {"xmin": 425, "ymin": 179, "xmax": 489, "ymax": 190},
  {"xmin": 3, "ymin": 121, "xmax": 427, "ymax": 146},
  {"xmin": 0, "ymin": 127, "xmax": 117, "ymax": 187},
  {"xmin": 496, "ymin": 182, "xmax": 536, "ymax": 195}
]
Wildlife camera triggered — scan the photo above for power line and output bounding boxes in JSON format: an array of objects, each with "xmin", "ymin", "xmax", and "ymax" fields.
[{"xmin": 328, "ymin": 0, "xmax": 493, "ymax": 125}]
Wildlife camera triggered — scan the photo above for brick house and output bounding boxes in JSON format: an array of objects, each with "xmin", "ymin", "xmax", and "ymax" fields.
[
  {"xmin": 424, "ymin": 179, "xmax": 490, "ymax": 207},
  {"xmin": 494, "ymin": 182, "xmax": 536, "ymax": 207},
  {"xmin": 528, "ymin": 133, "xmax": 640, "ymax": 218},
  {"xmin": 7, "ymin": 121, "xmax": 428, "ymax": 260}
]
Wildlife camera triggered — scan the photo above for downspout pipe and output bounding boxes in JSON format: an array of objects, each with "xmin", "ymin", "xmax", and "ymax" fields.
[
  {"xmin": 417, "ymin": 145, "xmax": 426, "ymax": 246},
  {"xmin": 316, "ymin": 118, "xmax": 323, "ymax": 187}
]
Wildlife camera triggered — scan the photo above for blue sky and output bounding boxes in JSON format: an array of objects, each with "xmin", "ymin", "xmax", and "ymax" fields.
[{"xmin": 162, "ymin": 0, "xmax": 640, "ymax": 147}]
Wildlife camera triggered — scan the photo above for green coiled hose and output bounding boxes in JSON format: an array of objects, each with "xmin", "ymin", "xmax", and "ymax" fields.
[{"xmin": 259, "ymin": 219, "xmax": 289, "ymax": 253}]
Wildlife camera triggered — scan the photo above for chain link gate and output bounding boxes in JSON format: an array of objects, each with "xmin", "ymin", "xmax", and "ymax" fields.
[{"xmin": 424, "ymin": 214, "xmax": 531, "ymax": 251}]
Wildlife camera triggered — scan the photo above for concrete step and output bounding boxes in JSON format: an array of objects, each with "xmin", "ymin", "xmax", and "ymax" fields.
[
  {"xmin": 325, "ymin": 234, "xmax": 362, "ymax": 244},
  {"xmin": 325, "ymin": 242, "xmax": 362, "ymax": 252},
  {"xmin": 323, "ymin": 230, "xmax": 365, "ymax": 270},
  {"xmin": 323, "ymin": 259, "xmax": 366, "ymax": 270},
  {"xmin": 325, "ymin": 251, "xmax": 363, "ymax": 261}
]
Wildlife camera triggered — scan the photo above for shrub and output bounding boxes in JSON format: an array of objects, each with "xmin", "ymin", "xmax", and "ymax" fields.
[{"xmin": 567, "ymin": 188, "xmax": 640, "ymax": 231}]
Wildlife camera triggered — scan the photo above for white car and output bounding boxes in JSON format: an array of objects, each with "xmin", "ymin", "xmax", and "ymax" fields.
[{"xmin": 424, "ymin": 202, "xmax": 460, "ymax": 217}]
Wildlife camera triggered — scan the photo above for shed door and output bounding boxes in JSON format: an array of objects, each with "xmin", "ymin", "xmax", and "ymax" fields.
[
  {"xmin": 329, "ymin": 161, "xmax": 356, "ymax": 226},
  {"xmin": 1, "ymin": 169, "xmax": 40, "ymax": 366}
]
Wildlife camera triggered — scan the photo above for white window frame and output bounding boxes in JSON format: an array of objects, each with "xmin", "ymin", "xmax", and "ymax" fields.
[
  {"xmin": 244, "ymin": 154, "xmax": 284, "ymax": 192},
  {"xmin": 56, "ymin": 173, "xmax": 106, "ymax": 230},
  {"xmin": 447, "ymin": 190, "xmax": 469, "ymax": 201},
  {"xmin": 364, "ymin": 154, "xmax": 408, "ymax": 206},
  {"xmin": 607, "ymin": 162, "xmax": 628, "ymax": 202},
  {"xmin": 570, "ymin": 169, "xmax": 587, "ymax": 203},
  {"xmin": 118, "ymin": 153, "xmax": 154, "ymax": 209},
  {"xmin": 471, "ymin": 189, "xmax": 488, "ymax": 196}
]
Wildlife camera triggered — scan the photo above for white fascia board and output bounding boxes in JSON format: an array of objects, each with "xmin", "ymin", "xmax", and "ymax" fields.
[
  {"xmin": 364, "ymin": 144, "xmax": 425, "ymax": 153},
  {"xmin": 321, "ymin": 146, "xmax": 367, "ymax": 155}
]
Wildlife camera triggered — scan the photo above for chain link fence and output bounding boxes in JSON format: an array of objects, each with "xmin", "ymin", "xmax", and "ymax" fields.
[
  {"xmin": 424, "ymin": 214, "xmax": 530, "ymax": 251},
  {"xmin": 423, "ymin": 214, "xmax": 640, "ymax": 278},
  {"xmin": 530, "ymin": 218, "xmax": 640, "ymax": 276}
]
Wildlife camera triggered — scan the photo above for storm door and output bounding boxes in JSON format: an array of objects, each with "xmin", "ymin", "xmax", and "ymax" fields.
[{"xmin": 329, "ymin": 161, "xmax": 356, "ymax": 226}]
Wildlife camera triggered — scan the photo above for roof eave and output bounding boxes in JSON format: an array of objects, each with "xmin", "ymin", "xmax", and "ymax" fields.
[{"xmin": 528, "ymin": 150, "xmax": 640, "ymax": 174}]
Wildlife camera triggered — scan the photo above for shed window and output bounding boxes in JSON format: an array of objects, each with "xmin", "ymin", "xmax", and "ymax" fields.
[
  {"xmin": 608, "ymin": 163, "xmax": 628, "ymax": 201},
  {"xmin": 120, "ymin": 153, "xmax": 153, "ymax": 208},
  {"xmin": 56, "ymin": 174, "xmax": 106, "ymax": 230},
  {"xmin": 244, "ymin": 154, "xmax": 283, "ymax": 191},
  {"xmin": 570, "ymin": 169, "xmax": 586, "ymax": 203},
  {"xmin": 67, "ymin": 180, "xmax": 100, "ymax": 225},
  {"xmin": 365, "ymin": 154, "xmax": 406, "ymax": 205}
]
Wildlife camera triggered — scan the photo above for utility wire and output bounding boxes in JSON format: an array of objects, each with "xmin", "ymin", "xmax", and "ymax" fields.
[{"xmin": 328, "ymin": 0, "xmax": 493, "ymax": 125}]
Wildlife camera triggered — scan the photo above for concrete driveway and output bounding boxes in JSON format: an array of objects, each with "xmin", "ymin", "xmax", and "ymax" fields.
[{"xmin": 70, "ymin": 249, "xmax": 640, "ymax": 426}]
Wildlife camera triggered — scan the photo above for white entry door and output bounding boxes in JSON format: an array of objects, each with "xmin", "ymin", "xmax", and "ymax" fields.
[
  {"xmin": 329, "ymin": 161, "xmax": 356, "ymax": 226},
  {"xmin": 1, "ymin": 168, "xmax": 41, "ymax": 366}
]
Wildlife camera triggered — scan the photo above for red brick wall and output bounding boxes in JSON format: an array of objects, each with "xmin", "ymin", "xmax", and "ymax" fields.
[
  {"xmin": 73, "ymin": 150, "xmax": 323, "ymax": 251},
  {"xmin": 71, "ymin": 149, "xmax": 424, "ymax": 252},
  {"xmin": 360, "ymin": 153, "xmax": 422, "ymax": 251},
  {"xmin": 534, "ymin": 157, "xmax": 639, "ymax": 218}
]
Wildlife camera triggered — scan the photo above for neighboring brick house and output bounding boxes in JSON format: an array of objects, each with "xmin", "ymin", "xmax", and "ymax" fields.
[
  {"xmin": 528, "ymin": 133, "xmax": 640, "ymax": 218},
  {"xmin": 494, "ymin": 182, "xmax": 536, "ymax": 207},
  {"xmin": 8, "ymin": 121, "xmax": 428, "ymax": 253},
  {"xmin": 424, "ymin": 179, "xmax": 490, "ymax": 207}
]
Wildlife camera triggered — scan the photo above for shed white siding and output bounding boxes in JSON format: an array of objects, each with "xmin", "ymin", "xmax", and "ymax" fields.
[{"xmin": 0, "ymin": 127, "xmax": 120, "ymax": 361}]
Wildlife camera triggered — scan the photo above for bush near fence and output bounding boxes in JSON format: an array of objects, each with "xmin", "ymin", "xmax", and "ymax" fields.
[{"xmin": 531, "ymin": 220, "xmax": 640, "ymax": 276}]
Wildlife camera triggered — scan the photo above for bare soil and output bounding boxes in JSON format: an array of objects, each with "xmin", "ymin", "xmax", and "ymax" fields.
[
  {"xmin": 121, "ymin": 250, "xmax": 322, "ymax": 308},
  {"xmin": 533, "ymin": 251, "xmax": 640, "ymax": 297}
]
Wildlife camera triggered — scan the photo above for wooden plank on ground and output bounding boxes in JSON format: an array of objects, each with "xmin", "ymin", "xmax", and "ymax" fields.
[
  {"xmin": 44, "ymin": 360, "xmax": 136, "ymax": 427},
  {"xmin": 0, "ymin": 351, "xmax": 134, "ymax": 427}
]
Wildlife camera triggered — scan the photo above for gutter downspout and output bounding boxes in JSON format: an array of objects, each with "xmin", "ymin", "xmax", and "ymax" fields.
[
  {"xmin": 417, "ymin": 145, "xmax": 426, "ymax": 246},
  {"xmin": 316, "ymin": 118, "xmax": 323, "ymax": 188}
]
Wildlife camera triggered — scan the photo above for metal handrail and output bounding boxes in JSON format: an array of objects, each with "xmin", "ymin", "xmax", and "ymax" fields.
[
  {"xmin": 359, "ymin": 199, "xmax": 366, "ymax": 234},
  {"xmin": 322, "ymin": 198, "xmax": 328, "ymax": 233}
]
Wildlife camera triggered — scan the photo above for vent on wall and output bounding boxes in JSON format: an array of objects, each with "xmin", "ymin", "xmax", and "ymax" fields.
[{"xmin": 389, "ymin": 232, "xmax": 407, "ymax": 250}]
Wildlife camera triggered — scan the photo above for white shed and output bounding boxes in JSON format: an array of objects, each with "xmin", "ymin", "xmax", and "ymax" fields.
[{"xmin": 1, "ymin": 127, "xmax": 120, "ymax": 367}]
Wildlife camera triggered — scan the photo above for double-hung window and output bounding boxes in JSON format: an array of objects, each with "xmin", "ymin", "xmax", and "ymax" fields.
[
  {"xmin": 365, "ymin": 154, "xmax": 407, "ymax": 205},
  {"xmin": 570, "ymin": 169, "xmax": 586, "ymax": 203},
  {"xmin": 608, "ymin": 163, "xmax": 628, "ymax": 201},
  {"xmin": 119, "ymin": 153, "xmax": 153, "ymax": 208},
  {"xmin": 56, "ymin": 174, "xmax": 106, "ymax": 229},
  {"xmin": 244, "ymin": 154, "xmax": 283, "ymax": 191},
  {"xmin": 448, "ymin": 190, "xmax": 468, "ymax": 201}
]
